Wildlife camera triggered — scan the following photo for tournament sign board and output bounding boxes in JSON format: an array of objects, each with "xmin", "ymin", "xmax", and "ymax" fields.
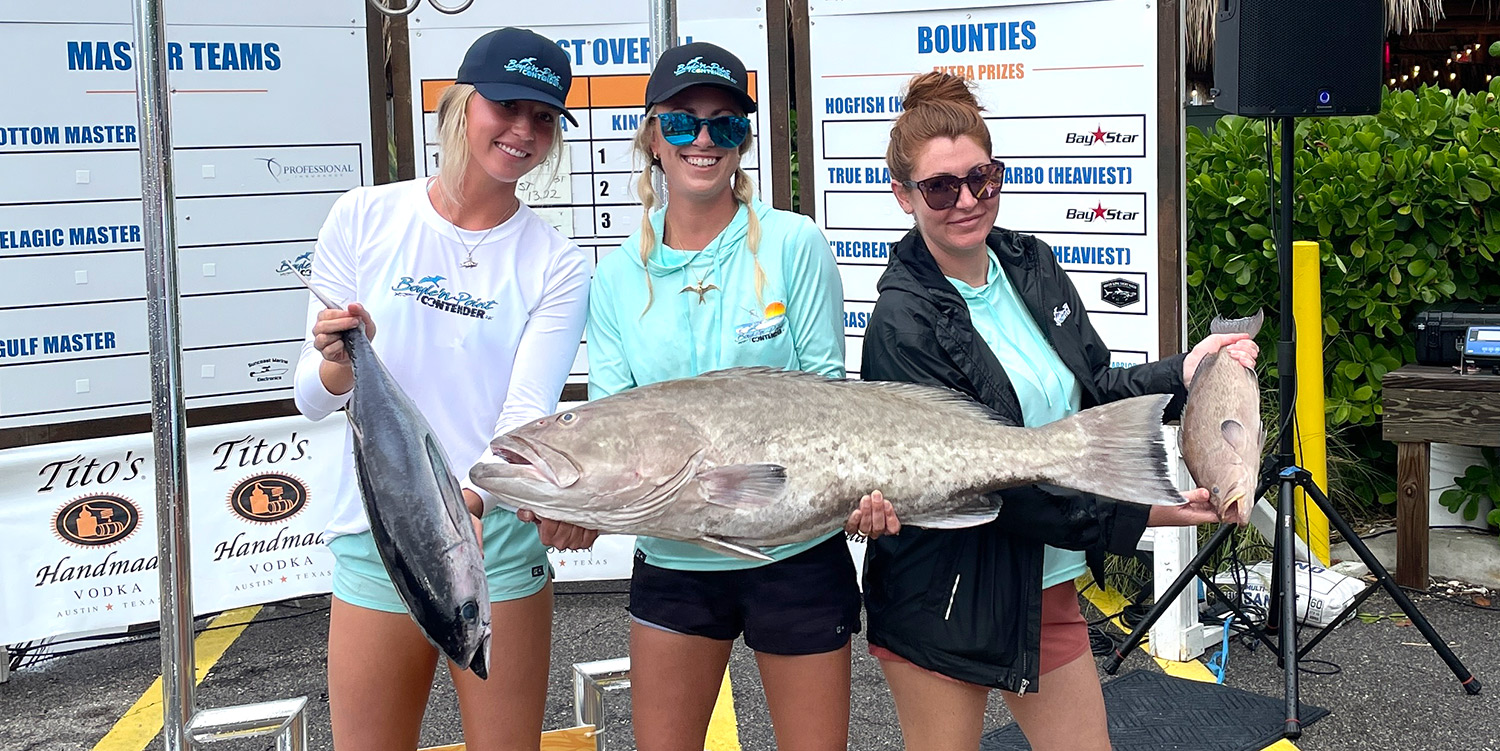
[
  {"xmin": 807, "ymin": 0, "xmax": 1176, "ymax": 376},
  {"xmin": 405, "ymin": 0, "xmax": 779, "ymax": 391},
  {"xmin": 0, "ymin": 1, "xmax": 376, "ymax": 431}
]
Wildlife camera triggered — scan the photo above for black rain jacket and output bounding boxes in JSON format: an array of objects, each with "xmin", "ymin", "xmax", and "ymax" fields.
[{"xmin": 859, "ymin": 225, "xmax": 1188, "ymax": 692}]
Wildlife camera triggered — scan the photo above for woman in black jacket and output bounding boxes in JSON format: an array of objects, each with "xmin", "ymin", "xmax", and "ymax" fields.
[{"xmin": 859, "ymin": 72, "xmax": 1258, "ymax": 751}]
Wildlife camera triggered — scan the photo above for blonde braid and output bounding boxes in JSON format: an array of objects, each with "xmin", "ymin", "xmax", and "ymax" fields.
[
  {"xmin": 731, "ymin": 166, "xmax": 765, "ymax": 307},
  {"xmin": 631, "ymin": 111, "xmax": 661, "ymax": 313}
]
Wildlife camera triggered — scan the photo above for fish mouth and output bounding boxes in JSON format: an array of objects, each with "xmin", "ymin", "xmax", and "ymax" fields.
[{"xmin": 492, "ymin": 435, "xmax": 581, "ymax": 488}]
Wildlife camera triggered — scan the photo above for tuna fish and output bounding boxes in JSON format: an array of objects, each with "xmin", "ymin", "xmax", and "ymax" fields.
[
  {"xmin": 298, "ymin": 275, "xmax": 491, "ymax": 678},
  {"xmin": 1180, "ymin": 309, "xmax": 1266, "ymax": 525},
  {"xmin": 470, "ymin": 367, "xmax": 1186, "ymax": 561}
]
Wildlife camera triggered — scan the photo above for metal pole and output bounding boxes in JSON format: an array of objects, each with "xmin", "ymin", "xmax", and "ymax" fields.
[
  {"xmin": 648, "ymin": 0, "xmax": 677, "ymax": 203},
  {"xmin": 129, "ymin": 1, "xmax": 196, "ymax": 749}
]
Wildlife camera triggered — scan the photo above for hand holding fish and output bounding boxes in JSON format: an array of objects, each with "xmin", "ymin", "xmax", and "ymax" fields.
[
  {"xmin": 517, "ymin": 508, "xmax": 599, "ymax": 551},
  {"xmin": 1184, "ymin": 331, "xmax": 1259, "ymax": 385},
  {"xmin": 1147, "ymin": 487, "xmax": 1230, "ymax": 527},
  {"xmin": 312, "ymin": 303, "xmax": 377, "ymax": 365},
  {"xmin": 844, "ymin": 490, "xmax": 903, "ymax": 539}
]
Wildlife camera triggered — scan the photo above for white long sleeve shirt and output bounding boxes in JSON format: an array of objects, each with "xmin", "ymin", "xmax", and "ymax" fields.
[{"xmin": 294, "ymin": 178, "xmax": 590, "ymax": 538}]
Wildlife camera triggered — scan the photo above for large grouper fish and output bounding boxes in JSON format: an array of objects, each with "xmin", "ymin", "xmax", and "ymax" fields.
[
  {"xmin": 471, "ymin": 367, "xmax": 1187, "ymax": 561},
  {"xmin": 298, "ymin": 275, "xmax": 490, "ymax": 678}
]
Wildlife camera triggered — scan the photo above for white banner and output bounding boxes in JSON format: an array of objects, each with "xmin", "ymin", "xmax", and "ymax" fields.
[
  {"xmin": 808, "ymin": 0, "xmax": 1170, "ymax": 376},
  {"xmin": 0, "ymin": 414, "xmax": 346, "ymax": 645}
]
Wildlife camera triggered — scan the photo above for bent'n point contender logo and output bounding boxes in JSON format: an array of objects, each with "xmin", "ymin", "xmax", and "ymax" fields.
[
  {"xmin": 228, "ymin": 473, "xmax": 308, "ymax": 524},
  {"xmin": 54, "ymin": 494, "xmax": 140, "ymax": 547}
]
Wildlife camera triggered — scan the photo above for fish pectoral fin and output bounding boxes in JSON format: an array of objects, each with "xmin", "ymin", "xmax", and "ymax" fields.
[
  {"xmin": 1220, "ymin": 418, "xmax": 1247, "ymax": 450},
  {"xmin": 698, "ymin": 463, "xmax": 788, "ymax": 508},
  {"xmin": 902, "ymin": 507, "xmax": 1000, "ymax": 530},
  {"xmin": 696, "ymin": 536, "xmax": 775, "ymax": 562}
]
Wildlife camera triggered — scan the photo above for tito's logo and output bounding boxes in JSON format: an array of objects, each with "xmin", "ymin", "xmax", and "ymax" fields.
[
  {"xmin": 54, "ymin": 494, "xmax": 140, "ymax": 547},
  {"xmin": 228, "ymin": 474, "xmax": 308, "ymax": 524}
]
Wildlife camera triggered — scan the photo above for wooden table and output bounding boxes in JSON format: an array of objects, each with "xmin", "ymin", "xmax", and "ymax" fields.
[{"xmin": 1380, "ymin": 364, "xmax": 1500, "ymax": 588}]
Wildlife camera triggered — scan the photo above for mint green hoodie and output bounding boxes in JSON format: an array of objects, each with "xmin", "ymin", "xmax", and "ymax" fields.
[{"xmin": 586, "ymin": 197, "xmax": 846, "ymax": 571}]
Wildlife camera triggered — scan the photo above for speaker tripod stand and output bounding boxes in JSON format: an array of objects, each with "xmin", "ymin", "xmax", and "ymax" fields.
[{"xmin": 1102, "ymin": 116, "xmax": 1481, "ymax": 740}]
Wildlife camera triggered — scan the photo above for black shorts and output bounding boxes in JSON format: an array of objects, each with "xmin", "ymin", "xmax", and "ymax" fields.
[{"xmin": 628, "ymin": 533, "xmax": 862, "ymax": 656}]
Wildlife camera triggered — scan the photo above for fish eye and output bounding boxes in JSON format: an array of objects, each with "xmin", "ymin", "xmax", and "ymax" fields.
[
  {"xmin": 1211, "ymin": 485, "xmax": 1220, "ymax": 496},
  {"xmin": 461, "ymin": 601, "xmax": 478, "ymax": 621},
  {"xmin": 559, "ymin": 412, "xmax": 577, "ymax": 425}
]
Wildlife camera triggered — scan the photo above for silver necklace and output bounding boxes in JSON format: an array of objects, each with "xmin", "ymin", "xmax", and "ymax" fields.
[{"xmin": 453, "ymin": 198, "xmax": 519, "ymax": 269}]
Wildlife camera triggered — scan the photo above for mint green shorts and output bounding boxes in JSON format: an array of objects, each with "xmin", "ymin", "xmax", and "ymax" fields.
[{"xmin": 327, "ymin": 508, "xmax": 551, "ymax": 614}]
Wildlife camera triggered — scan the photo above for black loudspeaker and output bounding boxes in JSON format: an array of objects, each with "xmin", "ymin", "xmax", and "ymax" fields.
[{"xmin": 1212, "ymin": 0, "xmax": 1385, "ymax": 117}]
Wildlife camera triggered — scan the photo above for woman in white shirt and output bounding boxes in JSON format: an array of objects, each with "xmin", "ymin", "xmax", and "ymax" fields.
[{"xmin": 293, "ymin": 27, "xmax": 594, "ymax": 750}]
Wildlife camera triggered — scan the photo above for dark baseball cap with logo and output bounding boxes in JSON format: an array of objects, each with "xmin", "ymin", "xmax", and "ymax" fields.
[
  {"xmin": 456, "ymin": 27, "xmax": 578, "ymax": 126},
  {"xmin": 644, "ymin": 42, "xmax": 756, "ymax": 114}
]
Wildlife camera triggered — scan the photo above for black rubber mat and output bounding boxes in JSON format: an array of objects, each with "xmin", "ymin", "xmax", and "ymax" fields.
[{"xmin": 980, "ymin": 670, "xmax": 1330, "ymax": 751}]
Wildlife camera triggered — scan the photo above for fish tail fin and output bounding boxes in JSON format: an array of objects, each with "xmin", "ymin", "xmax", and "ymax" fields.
[
  {"xmin": 290, "ymin": 267, "xmax": 340, "ymax": 311},
  {"xmin": 1210, "ymin": 307, "xmax": 1264, "ymax": 338},
  {"xmin": 1036, "ymin": 394, "xmax": 1183, "ymax": 506}
]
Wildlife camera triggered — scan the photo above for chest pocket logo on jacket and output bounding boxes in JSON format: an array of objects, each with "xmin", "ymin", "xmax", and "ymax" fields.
[{"xmin": 734, "ymin": 301, "xmax": 787, "ymax": 344}]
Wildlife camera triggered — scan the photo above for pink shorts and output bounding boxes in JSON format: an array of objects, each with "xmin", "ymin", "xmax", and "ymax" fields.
[{"xmin": 869, "ymin": 582, "xmax": 1090, "ymax": 687}]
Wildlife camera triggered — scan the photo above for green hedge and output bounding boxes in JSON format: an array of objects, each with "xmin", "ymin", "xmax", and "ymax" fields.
[{"xmin": 1186, "ymin": 79, "xmax": 1500, "ymax": 513}]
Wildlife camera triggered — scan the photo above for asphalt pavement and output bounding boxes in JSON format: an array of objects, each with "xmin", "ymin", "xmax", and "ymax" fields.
[{"xmin": 2, "ymin": 576, "xmax": 1496, "ymax": 751}]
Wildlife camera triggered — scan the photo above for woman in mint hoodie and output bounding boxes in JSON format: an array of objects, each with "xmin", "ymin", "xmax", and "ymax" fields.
[{"xmin": 586, "ymin": 42, "xmax": 896, "ymax": 751}]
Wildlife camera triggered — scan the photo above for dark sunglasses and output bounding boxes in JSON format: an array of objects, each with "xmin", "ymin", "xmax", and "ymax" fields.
[
  {"xmin": 655, "ymin": 112, "xmax": 751, "ymax": 149},
  {"xmin": 901, "ymin": 159, "xmax": 1006, "ymax": 210}
]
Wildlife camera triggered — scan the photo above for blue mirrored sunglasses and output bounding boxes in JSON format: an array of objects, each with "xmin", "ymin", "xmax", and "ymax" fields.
[{"xmin": 655, "ymin": 112, "xmax": 751, "ymax": 148}]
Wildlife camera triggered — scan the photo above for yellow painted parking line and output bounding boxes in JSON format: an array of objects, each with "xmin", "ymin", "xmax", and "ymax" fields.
[
  {"xmin": 92, "ymin": 606, "xmax": 263, "ymax": 751},
  {"xmin": 705, "ymin": 666, "xmax": 742, "ymax": 751},
  {"xmin": 1077, "ymin": 576, "xmax": 1303, "ymax": 751}
]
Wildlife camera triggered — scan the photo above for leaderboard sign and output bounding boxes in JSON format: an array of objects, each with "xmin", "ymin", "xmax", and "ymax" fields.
[
  {"xmin": 808, "ymin": 0, "xmax": 1169, "ymax": 375},
  {"xmin": 405, "ymin": 0, "xmax": 779, "ymax": 392},
  {"xmin": 0, "ymin": 1, "xmax": 376, "ymax": 431}
]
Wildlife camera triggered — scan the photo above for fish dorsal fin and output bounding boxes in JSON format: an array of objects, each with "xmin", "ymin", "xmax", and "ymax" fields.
[
  {"xmin": 425, "ymin": 434, "xmax": 469, "ymax": 534},
  {"xmin": 694, "ymin": 367, "xmax": 1012, "ymax": 425},
  {"xmin": 1221, "ymin": 419, "xmax": 1248, "ymax": 450},
  {"xmin": 1209, "ymin": 308, "xmax": 1265, "ymax": 338},
  {"xmin": 699, "ymin": 463, "xmax": 788, "ymax": 508}
]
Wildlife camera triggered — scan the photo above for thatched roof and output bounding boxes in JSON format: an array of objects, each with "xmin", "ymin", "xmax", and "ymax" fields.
[{"xmin": 1186, "ymin": 0, "xmax": 1446, "ymax": 69}]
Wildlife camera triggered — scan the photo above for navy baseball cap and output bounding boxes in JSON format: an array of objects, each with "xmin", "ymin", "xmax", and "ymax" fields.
[
  {"xmin": 644, "ymin": 42, "xmax": 756, "ymax": 114},
  {"xmin": 457, "ymin": 27, "xmax": 578, "ymax": 126}
]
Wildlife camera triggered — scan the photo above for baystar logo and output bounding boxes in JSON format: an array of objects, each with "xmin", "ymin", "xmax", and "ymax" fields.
[
  {"xmin": 675, "ymin": 55, "xmax": 737, "ymax": 83},
  {"xmin": 276, "ymin": 250, "xmax": 313, "ymax": 278},
  {"xmin": 1065, "ymin": 125, "xmax": 1141, "ymax": 145},
  {"xmin": 1066, "ymin": 203, "xmax": 1141, "ymax": 223},
  {"xmin": 54, "ymin": 494, "xmax": 140, "ymax": 547},
  {"xmin": 504, "ymin": 57, "xmax": 563, "ymax": 90},
  {"xmin": 255, "ymin": 157, "xmax": 356, "ymax": 183},
  {"xmin": 227, "ymin": 474, "xmax": 308, "ymax": 524}
]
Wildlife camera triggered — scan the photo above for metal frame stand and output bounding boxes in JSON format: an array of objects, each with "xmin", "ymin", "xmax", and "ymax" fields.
[
  {"xmin": 130, "ymin": 1, "xmax": 306, "ymax": 748},
  {"xmin": 572, "ymin": 657, "xmax": 632, "ymax": 751},
  {"xmin": 1104, "ymin": 116, "xmax": 1480, "ymax": 740}
]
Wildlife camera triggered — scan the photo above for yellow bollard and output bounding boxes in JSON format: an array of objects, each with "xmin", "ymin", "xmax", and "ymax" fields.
[{"xmin": 1292, "ymin": 240, "xmax": 1330, "ymax": 564}]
